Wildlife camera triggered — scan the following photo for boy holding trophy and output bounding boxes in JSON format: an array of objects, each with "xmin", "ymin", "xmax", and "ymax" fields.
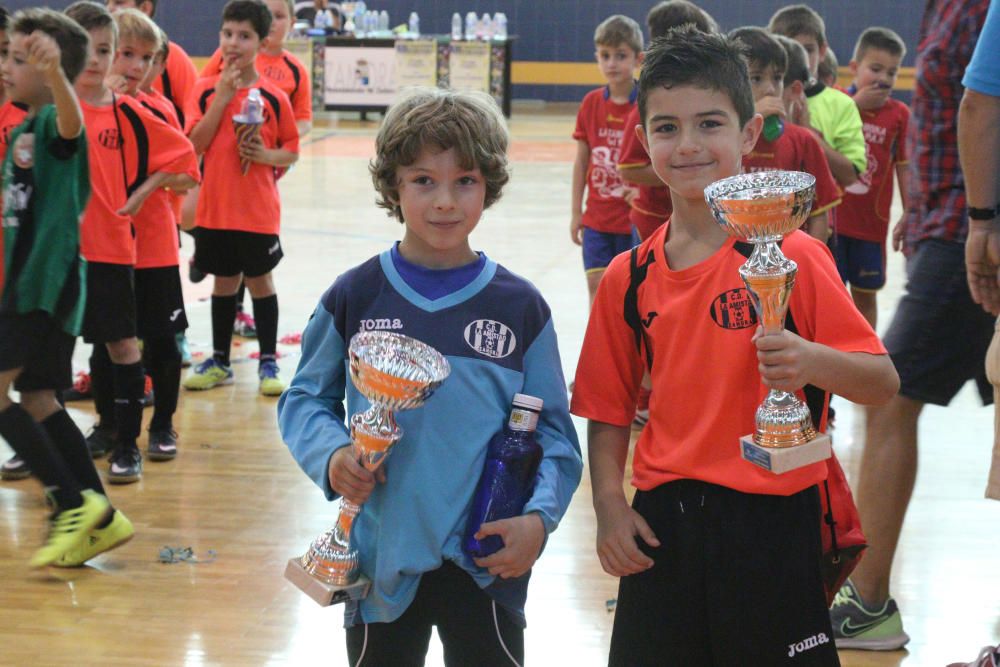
[{"xmin": 571, "ymin": 28, "xmax": 898, "ymax": 665}]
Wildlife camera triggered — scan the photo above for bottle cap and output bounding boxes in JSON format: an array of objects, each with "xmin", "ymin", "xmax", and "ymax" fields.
[{"xmin": 512, "ymin": 393, "xmax": 543, "ymax": 413}]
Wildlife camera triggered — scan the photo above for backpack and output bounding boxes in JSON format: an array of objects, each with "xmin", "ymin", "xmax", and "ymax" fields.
[{"xmin": 624, "ymin": 242, "xmax": 866, "ymax": 606}]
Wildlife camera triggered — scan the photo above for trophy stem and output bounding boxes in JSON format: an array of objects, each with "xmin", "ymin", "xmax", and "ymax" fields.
[{"xmin": 740, "ymin": 242, "xmax": 797, "ymax": 335}]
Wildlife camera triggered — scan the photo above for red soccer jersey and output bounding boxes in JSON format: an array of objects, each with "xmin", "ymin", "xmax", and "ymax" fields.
[
  {"xmin": 186, "ymin": 77, "xmax": 299, "ymax": 235},
  {"xmin": 573, "ymin": 87, "xmax": 635, "ymax": 235},
  {"xmin": 0, "ymin": 101, "xmax": 28, "ymax": 291},
  {"xmin": 837, "ymin": 98, "xmax": 911, "ymax": 242},
  {"xmin": 134, "ymin": 90, "xmax": 197, "ymax": 269},
  {"xmin": 743, "ymin": 123, "xmax": 842, "ymax": 219},
  {"xmin": 152, "ymin": 42, "xmax": 199, "ymax": 129},
  {"xmin": 571, "ymin": 221, "xmax": 886, "ymax": 496},
  {"xmin": 80, "ymin": 94, "xmax": 201, "ymax": 265},
  {"xmin": 617, "ymin": 105, "xmax": 672, "ymax": 240},
  {"xmin": 201, "ymin": 49, "xmax": 313, "ymax": 122}
]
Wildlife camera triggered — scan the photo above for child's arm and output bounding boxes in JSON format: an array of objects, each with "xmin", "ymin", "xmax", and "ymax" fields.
[
  {"xmin": 805, "ymin": 211, "xmax": 829, "ymax": 241},
  {"xmin": 571, "ymin": 140, "xmax": 589, "ymax": 245},
  {"xmin": 188, "ymin": 63, "xmax": 242, "ymax": 154},
  {"xmin": 590, "ymin": 419, "xmax": 660, "ymax": 577},
  {"xmin": 753, "ymin": 328, "xmax": 900, "ymax": 405},
  {"xmin": 116, "ymin": 171, "xmax": 197, "ymax": 217},
  {"xmin": 814, "ymin": 135, "xmax": 859, "ymax": 187},
  {"xmin": 891, "ymin": 162, "xmax": 910, "ymax": 252},
  {"xmin": 27, "ymin": 33, "xmax": 82, "ymax": 140}
]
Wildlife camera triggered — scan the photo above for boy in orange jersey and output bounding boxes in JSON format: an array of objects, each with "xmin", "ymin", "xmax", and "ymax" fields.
[
  {"xmin": 571, "ymin": 28, "xmax": 898, "ymax": 664},
  {"xmin": 572, "ymin": 14, "xmax": 643, "ymax": 306},
  {"xmin": 835, "ymin": 28, "xmax": 911, "ymax": 328},
  {"xmin": 183, "ymin": 0, "xmax": 298, "ymax": 396},
  {"xmin": 109, "ymin": 8, "xmax": 198, "ymax": 462},
  {"xmin": 65, "ymin": 2, "xmax": 198, "ymax": 484},
  {"xmin": 731, "ymin": 27, "xmax": 841, "ymax": 241}
]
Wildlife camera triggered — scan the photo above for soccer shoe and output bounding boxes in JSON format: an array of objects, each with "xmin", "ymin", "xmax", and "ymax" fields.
[
  {"xmin": 182, "ymin": 358, "xmax": 234, "ymax": 391},
  {"xmin": 108, "ymin": 446, "xmax": 143, "ymax": 485},
  {"xmin": 30, "ymin": 490, "xmax": 110, "ymax": 568},
  {"xmin": 948, "ymin": 646, "xmax": 1000, "ymax": 667},
  {"xmin": 258, "ymin": 360, "xmax": 285, "ymax": 396},
  {"xmin": 830, "ymin": 579, "xmax": 910, "ymax": 650},
  {"xmin": 86, "ymin": 424, "xmax": 117, "ymax": 459},
  {"xmin": 1, "ymin": 454, "xmax": 31, "ymax": 480},
  {"xmin": 233, "ymin": 311, "xmax": 258, "ymax": 338},
  {"xmin": 53, "ymin": 509, "xmax": 135, "ymax": 567},
  {"xmin": 176, "ymin": 332, "xmax": 192, "ymax": 368},
  {"xmin": 62, "ymin": 371, "xmax": 92, "ymax": 401},
  {"xmin": 148, "ymin": 429, "xmax": 178, "ymax": 461}
]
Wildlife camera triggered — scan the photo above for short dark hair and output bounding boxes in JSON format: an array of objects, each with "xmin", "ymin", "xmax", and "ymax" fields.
[
  {"xmin": 222, "ymin": 0, "xmax": 271, "ymax": 41},
  {"xmin": 140, "ymin": 0, "xmax": 157, "ymax": 19},
  {"xmin": 594, "ymin": 14, "xmax": 643, "ymax": 54},
  {"xmin": 639, "ymin": 25, "xmax": 755, "ymax": 129},
  {"xmin": 768, "ymin": 4, "xmax": 826, "ymax": 48},
  {"xmin": 775, "ymin": 34, "xmax": 811, "ymax": 87},
  {"xmin": 11, "ymin": 8, "xmax": 90, "ymax": 83},
  {"xmin": 729, "ymin": 26, "xmax": 787, "ymax": 76},
  {"xmin": 646, "ymin": 0, "xmax": 717, "ymax": 40},
  {"xmin": 0, "ymin": 7, "xmax": 10, "ymax": 33},
  {"xmin": 853, "ymin": 26, "xmax": 906, "ymax": 62},
  {"xmin": 817, "ymin": 46, "xmax": 838, "ymax": 85},
  {"xmin": 65, "ymin": 1, "xmax": 117, "ymax": 45}
]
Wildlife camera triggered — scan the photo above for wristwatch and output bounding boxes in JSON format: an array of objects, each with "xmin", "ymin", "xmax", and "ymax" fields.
[{"xmin": 968, "ymin": 205, "xmax": 998, "ymax": 220}]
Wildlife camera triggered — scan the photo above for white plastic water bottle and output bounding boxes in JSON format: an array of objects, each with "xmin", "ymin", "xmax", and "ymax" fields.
[
  {"xmin": 408, "ymin": 11, "xmax": 420, "ymax": 37},
  {"xmin": 241, "ymin": 88, "xmax": 263, "ymax": 123},
  {"xmin": 451, "ymin": 12, "xmax": 463, "ymax": 41},
  {"xmin": 480, "ymin": 13, "xmax": 493, "ymax": 40},
  {"xmin": 366, "ymin": 10, "xmax": 377, "ymax": 35},
  {"xmin": 465, "ymin": 12, "xmax": 478, "ymax": 40},
  {"xmin": 494, "ymin": 13, "xmax": 508, "ymax": 40},
  {"xmin": 379, "ymin": 10, "xmax": 389, "ymax": 32}
]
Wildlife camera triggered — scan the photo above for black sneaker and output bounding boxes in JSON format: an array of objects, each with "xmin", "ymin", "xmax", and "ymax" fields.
[
  {"xmin": 148, "ymin": 429, "xmax": 178, "ymax": 461},
  {"xmin": 108, "ymin": 446, "xmax": 143, "ymax": 484},
  {"xmin": 86, "ymin": 425, "xmax": 117, "ymax": 459},
  {"xmin": 0, "ymin": 454, "xmax": 31, "ymax": 480}
]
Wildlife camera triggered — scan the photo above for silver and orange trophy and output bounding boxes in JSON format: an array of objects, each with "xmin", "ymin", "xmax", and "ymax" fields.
[
  {"xmin": 705, "ymin": 171, "xmax": 832, "ymax": 473},
  {"xmin": 285, "ymin": 331, "xmax": 451, "ymax": 605}
]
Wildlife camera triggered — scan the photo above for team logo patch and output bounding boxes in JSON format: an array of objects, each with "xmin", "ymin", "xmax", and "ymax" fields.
[
  {"xmin": 98, "ymin": 128, "xmax": 122, "ymax": 150},
  {"xmin": 263, "ymin": 65, "xmax": 287, "ymax": 81},
  {"xmin": 710, "ymin": 288, "xmax": 758, "ymax": 330},
  {"xmin": 463, "ymin": 319, "xmax": 517, "ymax": 359},
  {"xmin": 12, "ymin": 133, "xmax": 34, "ymax": 169}
]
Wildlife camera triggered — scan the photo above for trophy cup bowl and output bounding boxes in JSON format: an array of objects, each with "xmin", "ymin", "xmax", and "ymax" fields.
[
  {"xmin": 704, "ymin": 171, "xmax": 832, "ymax": 472},
  {"xmin": 285, "ymin": 331, "xmax": 450, "ymax": 605}
]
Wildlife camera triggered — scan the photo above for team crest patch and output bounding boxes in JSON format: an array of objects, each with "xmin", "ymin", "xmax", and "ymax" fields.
[
  {"xmin": 12, "ymin": 133, "xmax": 34, "ymax": 169},
  {"xmin": 464, "ymin": 319, "xmax": 517, "ymax": 359},
  {"xmin": 710, "ymin": 288, "xmax": 758, "ymax": 330}
]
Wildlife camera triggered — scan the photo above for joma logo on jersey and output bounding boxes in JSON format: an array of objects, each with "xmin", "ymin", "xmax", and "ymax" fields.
[
  {"xmin": 359, "ymin": 318, "xmax": 403, "ymax": 331},
  {"xmin": 464, "ymin": 319, "xmax": 517, "ymax": 359},
  {"xmin": 98, "ymin": 128, "xmax": 122, "ymax": 150},
  {"xmin": 710, "ymin": 288, "xmax": 758, "ymax": 330}
]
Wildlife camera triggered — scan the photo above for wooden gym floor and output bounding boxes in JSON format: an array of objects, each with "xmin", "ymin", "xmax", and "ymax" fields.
[{"xmin": 1, "ymin": 108, "xmax": 998, "ymax": 666}]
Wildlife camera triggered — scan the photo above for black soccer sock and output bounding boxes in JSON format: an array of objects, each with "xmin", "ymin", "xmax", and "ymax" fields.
[
  {"xmin": 112, "ymin": 361, "xmax": 145, "ymax": 450},
  {"xmin": 146, "ymin": 335, "xmax": 181, "ymax": 432},
  {"xmin": 211, "ymin": 294, "xmax": 238, "ymax": 366},
  {"xmin": 252, "ymin": 294, "xmax": 278, "ymax": 364},
  {"xmin": 235, "ymin": 282, "xmax": 247, "ymax": 314},
  {"xmin": 0, "ymin": 405, "xmax": 83, "ymax": 509},
  {"xmin": 41, "ymin": 409, "xmax": 107, "ymax": 498},
  {"xmin": 90, "ymin": 344, "xmax": 116, "ymax": 430}
]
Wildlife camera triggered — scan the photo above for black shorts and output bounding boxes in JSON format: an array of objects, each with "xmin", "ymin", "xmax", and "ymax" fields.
[
  {"xmin": 0, "ymin": 311, "xmax": 75, "ymax": 391},
  {"xmin": 192, "ymin": 228, "xmax": 283, "ymax": 278},
  {"xmin": 883, "ymin": 239, "xmax": 995, "ymax": 406},
  {"xmin": 82, "ymin": 262, "xmax": 137, "ymax": 344},
  {"xmin": 609, "ymin": 480, "xmax": 839, "ymax": 666},
  {"xmin": 135, "ymin": 265, "xmax": 188, "ymax": 338},
  {"xmin": 345, "ymin": 561, "xmax": 524, "ymax": 667}
]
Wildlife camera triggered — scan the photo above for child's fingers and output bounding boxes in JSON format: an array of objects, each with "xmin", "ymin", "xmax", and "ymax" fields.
[{"xmin": 633, "ymin": 515, "xmax": 660, "ymax": 548}]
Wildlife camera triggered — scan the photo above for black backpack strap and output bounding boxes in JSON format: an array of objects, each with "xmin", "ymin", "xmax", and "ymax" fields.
[{"xmin": 624, "ymin": 246, "xmax": 656, "ymax": 370}]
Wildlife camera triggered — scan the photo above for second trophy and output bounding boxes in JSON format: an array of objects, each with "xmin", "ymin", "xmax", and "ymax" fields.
[{"xmin": 704, "ymin": 170, "xmax": 832, "ymax": 473}]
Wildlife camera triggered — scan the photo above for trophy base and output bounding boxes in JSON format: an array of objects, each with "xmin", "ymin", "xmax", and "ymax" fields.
[
  {"xmin": 284, "ymin": 558, "xmax": 371, "ymax": 606},
  {"xmin": 740, "ymin": 432, "xmax": 831, "ymax": 474}
]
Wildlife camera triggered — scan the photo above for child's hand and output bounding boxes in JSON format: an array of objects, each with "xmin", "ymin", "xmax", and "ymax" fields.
[
  {"xmin": 755, "ymin": 95, "xmax": 786, "ymax": 120},
  {"xmin": 25, "ymin": 32, "xmax": 63, "ymax": 80},
  {"xmin": 622, "ymin": 185, "xmax": 639, "ymax": 206},
  {"xmin": 238, "ymin": 134, "xmax": 271, "ymax": 165},
  {"xmin": 328, "ymin": 446, "xmax": 386, "ymax": 504},
  {"xmin": 595, "ymin": 497, "xmax": 659, "ymax": 577},
  {"xmin": 852, "ymin": 83, "xmax": 890, "ymax": 111},
  {"xmin": 216, "ymin": 62, "xmax": 243, "ymax": 102},
  {"xmin": 472, "ymin": 513, "xmax": 546, "ymax": 579},
  {"xmin": 117, "ymin": 189, "xmax": 153, "ymax": 217},
  {"xmin": 570, "ymin": 213, "xmax": 583, "ymax": 246},
  {"xmin": 752, "ymin": 326, "xmax": 816, "ymax": 393},
  {"xmin": 891, "ymin": 215, "xmax": 906, "ymax": 252},
  {"xmin": 787, "ymin": 94, "xmax": 811, "ymax": 128},
  {"xmin": 106, "ymin": 74, "xmax": 129, "ymax": 95}
]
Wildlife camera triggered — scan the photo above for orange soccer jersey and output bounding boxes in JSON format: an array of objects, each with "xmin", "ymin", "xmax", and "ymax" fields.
[
  {"xmin": 80, "ymin": 94, "xmax": 201, "ymax": 265},
  {"xmin": 185, "ymin": 77, "xmax": 299, "ymax": 235},
  {"xmin": 201, "ymin": 49, "xmax": 313, "ymax": 122},
  {"xmin": 571, "ymin": 222, "xmax": 886, "ymax": 496},
  {"xmin": 0, "ymin": 100, "xmax": 29, "ymax": 292},
  {"xmin": 152, "ymin": 41, "xmax": 199, "ymax": 129}
]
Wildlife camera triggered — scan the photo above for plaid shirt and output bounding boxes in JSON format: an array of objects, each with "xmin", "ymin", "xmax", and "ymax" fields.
[{"xmin": 903, "ymin": 0, "xmax": 990, "ymax": 254}]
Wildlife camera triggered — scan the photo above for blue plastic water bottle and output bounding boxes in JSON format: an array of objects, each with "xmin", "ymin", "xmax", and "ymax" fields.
[{"xmin": 463, "ymin": 394, "xmax": 544, "ymax": 559}]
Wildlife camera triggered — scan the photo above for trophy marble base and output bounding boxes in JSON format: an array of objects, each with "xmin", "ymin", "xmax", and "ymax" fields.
[
  {"xmin": 284, "ymin": 558, "xmax": 371, "ymax": 606},
  {"xmin": 740, "ymin": 432, "xmax": 832, "ymax": 474}
]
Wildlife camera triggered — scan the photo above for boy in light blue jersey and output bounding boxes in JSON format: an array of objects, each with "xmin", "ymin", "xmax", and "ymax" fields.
[{"xmin": 278, "ymin": 87, "xmax": 582, "ymax": 666}]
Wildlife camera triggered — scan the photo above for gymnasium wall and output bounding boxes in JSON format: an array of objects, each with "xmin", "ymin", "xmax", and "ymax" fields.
[{"xmin": 5, "ymin": 0, "xmax": 922, "ymax": 103}]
